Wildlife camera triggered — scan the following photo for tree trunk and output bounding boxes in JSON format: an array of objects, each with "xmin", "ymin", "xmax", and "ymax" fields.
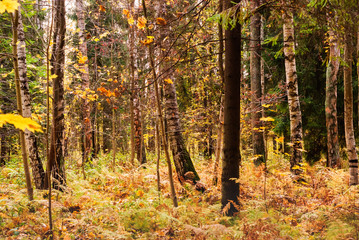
[
  {"xmin": 221, "ymin": 0, "xmax": 241, "ymax": 216},
  {"xmin": 343, "ymin": 34, "xmax": 358, "ymax": 186},
  {"xmin": 76, "ymin": 0, "xmax": 92, "ymax": 164},
  {"xmin": 17, "ymin": 10, "xmax": 46, "ymax": 189},
  {"xmin": 48, "ymin": 0, "xmax": 66, "ymax": 191},
  {"xmin": 11, "ymin": 10, "xmax": 34, "ymax": 201},
  {"xmin": 134, "ymin": 95, "xmax": 146, "ymax": 164},
  {"xmin": 164, "ymin": 81, "xmax": 200, "ymax": 183},
  {"xmin": 282, "ymin": 11, "xmax": 303, "ymax": 174},
  {"xmin": 325, "ymin": 29, "xmax": 340, "ymax": 168},
  {"xmin": 250, "ymin": 0, "xmax": 265, "ymax": 166}
]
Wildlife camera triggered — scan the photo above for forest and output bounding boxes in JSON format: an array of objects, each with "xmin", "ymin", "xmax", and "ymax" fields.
[{"xmin": 0, "ymin": 0, "xmax": 359, "ymax": 239}]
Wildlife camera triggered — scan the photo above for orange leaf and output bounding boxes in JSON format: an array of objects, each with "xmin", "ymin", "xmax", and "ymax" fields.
[
  {"xmin": 99, "ymin": 5, "xmax": 106, "ymax": 12},
  {"xmin": 156, "ymin": 17, "xmax": 167, "ymax": 25}
]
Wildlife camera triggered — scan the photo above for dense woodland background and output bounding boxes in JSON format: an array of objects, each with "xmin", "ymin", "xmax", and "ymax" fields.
[{"xmin": 0, "ymin": 0, "xmax": 359, "ymax": 239}]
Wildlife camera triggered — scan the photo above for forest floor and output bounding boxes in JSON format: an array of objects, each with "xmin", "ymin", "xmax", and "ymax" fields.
[{"xmin": 1, "ymin": 151, "xmax": 359, "ymax": 240}]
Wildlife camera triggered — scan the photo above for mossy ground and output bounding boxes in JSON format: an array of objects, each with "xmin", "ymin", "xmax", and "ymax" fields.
[{"xmin": 0, "ymin": 150, "xmax": 358, "ymax": 239}]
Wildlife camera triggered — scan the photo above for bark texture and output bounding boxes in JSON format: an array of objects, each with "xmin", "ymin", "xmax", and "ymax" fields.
[
  {"xmin": 17, "ymin": 11, "xmax": 46, "ymax": 189},
  {"xmin": 49, "ymin": 0, "xmax": 66, "ymax": 190},
  {"xmin": 158, "ymin": 1, "xmax": 199, "ymax": 183},
  {"xmin": 164, "ymin": 81, "xmax": 200, "ymax": 183},
  {"xmin": 282, "ymin": 11, "xmax": 303, "ymax": 174},
  {"xmin": 325, "ymin": 29, "xmax": 340, "ymax": 168},
  {"xmin": 250, "ymin": 0, "xmax": 265, "ymax": 166},
  {"xmin": 221, "ymin": 0, "xmax": 241, "ymax": 216},
  {"xmin": 76, "ymin": 0, "xmax": 92, "ymax": 163},
  {"xmin": 343, "ymin": 34, "xmax": 358, "ymax": 185}
]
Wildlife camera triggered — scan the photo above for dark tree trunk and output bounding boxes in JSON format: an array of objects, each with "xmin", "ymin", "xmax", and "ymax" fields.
[
  {"xmin": 48, "ymin": 0, "xmax": 66, "ymax": 191},
  {"xmin": 221, "ymin": 0, "xmax": 241, "ymax": 216},
  {"xmin": 250, "ymin": 0, "xmax": 265, "ymax": 166}
]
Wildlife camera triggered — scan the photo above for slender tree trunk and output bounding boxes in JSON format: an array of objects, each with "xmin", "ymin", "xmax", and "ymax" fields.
[
  {"xmin": 344, "ymin": 34, "xmax": 358, "ymax": 186},
  {"xmin": 282, "ymin": 11, "xmax": 303, "ymax": 174},
  {"xmin": 142, "ymin": 0, "xmax": 178, "ymax": 207},
  {"xmin": 48, "ymin": 0, "xmax": 66, "ymax": 191},
  {"xmin": 129, "ymin": 2, "xmax": 136, "ymax": 165},
  {"xmin": 157, "ymin": 0, "xmax": 199, "ymax": 184},
  {"xmin": 221, "ymin": 0, "xmax": 241, "ymax": 216},
  {"xmin": 76, "ymin": 0, "xmax": 92, "ymax": 164},
  {"xmin": 250, "ymin": 0, "xmax": 265, "ymax": 166},
  {"xmin": 11, "ymin": 10, "xmax": 34, "ymax": 201},
  {"xmin": 17, "ymin": 9, "xmax": 46, "ymax": 189},
  {"xmin": 213, "ymin": 0, "xmax": 225, "ymax": 185},
  {"xmin": 164, "ymin": 81, "xmax": 200, "ymax": 183},
  {"xmin": 325, "ymin": 29, "xmax": 340, "ymax": 168}
]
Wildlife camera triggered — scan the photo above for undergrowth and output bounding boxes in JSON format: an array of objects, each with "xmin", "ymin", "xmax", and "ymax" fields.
[{"xmin": 0, "ymin": 151, "xmax": 358, "ymax": 239}]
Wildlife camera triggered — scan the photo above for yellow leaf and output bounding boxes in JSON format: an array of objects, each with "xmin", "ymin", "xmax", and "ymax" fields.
[
  {"xmin": 137, "ymin": 16, "xmax": 147, "ymax": 30},
  {"xmin": 0, "ymin": 114, "xmax": 42, "ymax": 132},
  {"xmin": 0, "ymin": 0, "xmax": 19, "ymax": 14},
  {"xmin": 128, "ymin": 16, "xmax": 134, "ymax": 25},
  {"xmin": 78, "ymin": 55, "xmax": 88, "ymax": 64},
  {"xmin": 164, "ymin": 78, "xmax": 173, "ymax": 84},
  {"xmin": 50, "ymin": 74, "xmax": 58, "ymax": 79},
  {"xmin": 262, "ymin": 104, "xmax": 271, "ymax": 108},
  {"xmin": 94, "ymin": 38, "xmax": 99, "ymax": 42},
  {"xmin": 260, "ymin": 117, "xmax": 275, "ymax": 122},
  {"xmin": 136, "ymin": 190, "xmax": 144, "ymax": 197},
  {"xmin": 122, "ymin": 9, "xmax": 129, "ymax": 17}
]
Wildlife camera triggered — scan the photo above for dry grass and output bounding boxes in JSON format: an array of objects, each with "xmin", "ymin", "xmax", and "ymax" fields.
[{"xmin": 0, "ymin": 151, "xmax": 358, "ymax": 239}]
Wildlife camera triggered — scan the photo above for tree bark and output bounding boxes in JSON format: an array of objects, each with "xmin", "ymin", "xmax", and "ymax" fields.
[
  {"xmin": 250, "ymin": 0, "xmax": 265, "ymax": 166},
  {"xmin": 325, "ymin": 29, "xmax": 340, "ymax": 168},
  {"xmin": 164, "ymin": 81, "xmax": 200, "ymax": 183},
  {"xmin": 221, "ymin": 0, "xmax": 241, "ymax": 216},
  {"xmin": 48, "ymin": 0, "xmax": 66, "ymax": 191},
  {"xmin": 17, "ymin": 9, "xmax": 46, "ymax": 189},
  {"xmin": 282, "ymin": 11, "xmax": 303, "ymax": 174},
  {"xmin": 76, "ymin": 0, "xmax": 92, "ymax": 164},
  {"xmin": 343, "ymin": 34, "xmax": 358, "ymax": 186},
  {"xmin": 11, "ymin": 10, "xmax": 34, "ymax": 201}
]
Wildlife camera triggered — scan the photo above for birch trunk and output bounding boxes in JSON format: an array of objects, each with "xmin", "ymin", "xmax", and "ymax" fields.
[
  {"xmin": 343, "ymin": 34, "xmax": 358, "ymax": 185},
  {"xmin": 17, "ymin": 10, "xmax": 46, "ymax": 189},
  {"xmin": 282, "ymin": 11, "xmax": 303, "ymax": 174},
  {"xmin": 325, "ymin": 29, "xmax": 340, "ymax": 168},
  {"xmin": 12, "ymin": 10, "xmax": 34, "ymax": 200},
  {"xmin": 76, "ymin": 0, "xmax": 92, "ymax": 164}
]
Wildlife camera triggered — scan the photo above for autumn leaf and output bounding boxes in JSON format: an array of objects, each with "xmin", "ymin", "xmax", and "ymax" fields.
[
  {"xmin": 140, "ymin": 36, "xmax": 154, "ymax": 45},
  {"xmin": 128, "ymin": 16, "xmax": 134, "ymax": 25},
  {"xmin": 99, "ymin": 4, "xmax": 106, "ymax": 12},
  {"xmin": 0, "ymin": 114, "xmax": 42, "ymax": 132},
  {"xmin": 137, "ymin": 16, "xmax": 147, "ymax": 30},
  {"xmin": 164, "ymin": 78, "xmax": 173, "ymax": 84},
  {"xmin": 0, "ymin": 0, "xmax": 20, "ymax": 14},
  {"xmin": 156, "ymin": 17, "xmax": 167, "ymax": 25},
  {"xmin": 122, "ymin": 9, "xmax": 129, "ymax": 17},
  {"xmin": 260, "ymin": 116, "xmax": 275, "ymax": 122}
]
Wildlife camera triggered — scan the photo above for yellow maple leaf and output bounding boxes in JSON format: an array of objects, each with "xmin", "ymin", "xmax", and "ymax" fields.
[
  {"xmin": 137, "ymin": 16, "xmax": 147, "ymax": 30},
  {"xmin": 0, "ymin": 114, "xmax": 42, "ymax": 132},
  {"xmin": 164, "ymin": 78, "xmax": 173, "ymax": 84},
  {"xmin": 0, "ymin": 0, "xmax": 19, "ymax": 14},
  {"xmin": 128, "ymin": 16, "xmax": 134, "ymax": 25}
]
